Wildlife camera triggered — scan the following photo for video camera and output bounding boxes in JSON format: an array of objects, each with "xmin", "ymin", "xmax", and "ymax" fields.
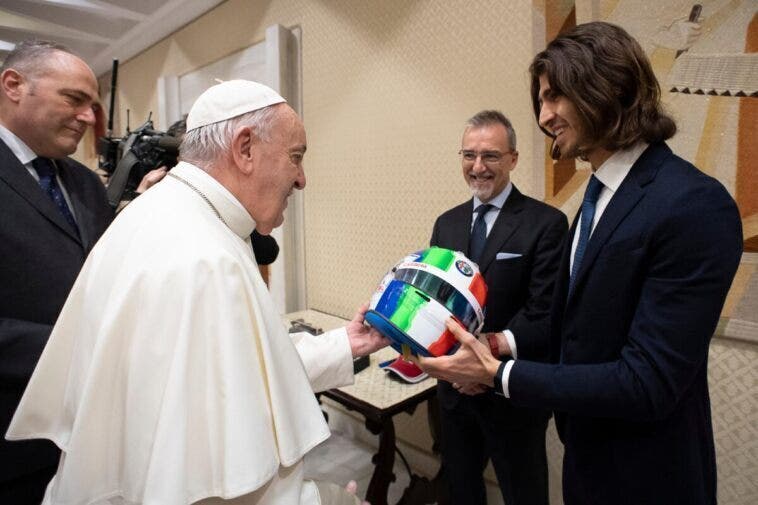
[
  {"xmin": 97, "ymin": 60, "xmax": 181, "ymax": 207},
  {"xmin": 98, "ymin": 117, "xmax": 180, "ymax": 207}
]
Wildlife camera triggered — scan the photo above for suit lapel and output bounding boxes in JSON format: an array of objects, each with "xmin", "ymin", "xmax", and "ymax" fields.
[
  {"xmin": 0, "ymin": 139, "xmax": 82, "ymax": 245},
  {"xmin": 568, "ymin": 144, "xmax": 666, "ymax": 298},
  {"xmin": 557, "ymin": 211, "xmax": 579, "ymax": 305},
  {"xmin": 449, "ymin": 200, "xmax": 473, "ymax": 255},
  {"xmin": 477, "ymin": 187, "xmax": 524, "ymax": 273}
]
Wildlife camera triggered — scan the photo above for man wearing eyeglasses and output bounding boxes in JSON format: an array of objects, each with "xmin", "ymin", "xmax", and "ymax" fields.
[{"xmin": 430, "ymin": 110, "xmax": 567, "ymax": 505}]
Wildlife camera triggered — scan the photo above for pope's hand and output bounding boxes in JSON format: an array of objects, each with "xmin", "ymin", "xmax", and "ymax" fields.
[
  {"xmin": 345, "ymin": 303, "xmax": 389, "ymax": 357},
  {"xmin": 413, "ymin": 318, "xmax": 501, "ymax": 386}
]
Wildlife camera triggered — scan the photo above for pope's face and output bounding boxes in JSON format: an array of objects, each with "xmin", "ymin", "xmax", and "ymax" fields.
[
  {"xmin": 249, "ymin": 106, "xmax": 306, "ymax": 235},
  {"xmin": 460, "ymin": 123, "xmax": 517, "ymax": 203},
  {"xmin": 8, "ymin": 51, "xmax": 99, "ymax": 158}
]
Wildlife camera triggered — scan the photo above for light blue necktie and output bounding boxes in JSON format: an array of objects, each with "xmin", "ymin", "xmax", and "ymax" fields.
[
  {"xmin": 569, "ymin": 175, "xmax": 603, "ymax": 293},
  {"xmin": 469, "ymin": 203, "xmax": 494, "ymax": 264},
  {"xmin": 33, "ymin": 157, "xmax": 79, "ymax": 235}
]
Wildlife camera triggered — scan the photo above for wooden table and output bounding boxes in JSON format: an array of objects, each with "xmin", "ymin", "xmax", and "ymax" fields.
[{"xmin": 285, "ymin": 310, "xmax": 443, "ymax": 505}]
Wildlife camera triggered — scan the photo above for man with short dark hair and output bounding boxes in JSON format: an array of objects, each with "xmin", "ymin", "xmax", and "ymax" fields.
[
  {"xmin": 418, "ymin": 22, "xmax": 743, "ymax": 504},
  {"xmin": 0, "ymin": 40, "xmax": 113, "ymax": 503},
  {"xmin": 431, "ymin": 110, "xmax": 566, "ymax": 505}
]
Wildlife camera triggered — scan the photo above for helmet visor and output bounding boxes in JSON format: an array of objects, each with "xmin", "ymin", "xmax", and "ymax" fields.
[{"xmin": 394, "ymin": 268, "xmax": 480, "ymax": 332}]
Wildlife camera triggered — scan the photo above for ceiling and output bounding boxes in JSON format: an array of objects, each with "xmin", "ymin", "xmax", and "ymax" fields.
[{"xmin": 0, "ymin": 0, "xmax": 225, "ymax": 77}]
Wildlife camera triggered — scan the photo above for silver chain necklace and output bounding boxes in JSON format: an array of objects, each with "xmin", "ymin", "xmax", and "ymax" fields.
[{"xmin": 167, "ymin": 172, "xmax": 228, "ymax": 227}]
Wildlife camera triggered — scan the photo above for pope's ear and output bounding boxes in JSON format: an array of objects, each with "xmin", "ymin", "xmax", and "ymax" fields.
[{"xmin": 231, "ymin": 125, "xmax": 255, "ymax": 174}]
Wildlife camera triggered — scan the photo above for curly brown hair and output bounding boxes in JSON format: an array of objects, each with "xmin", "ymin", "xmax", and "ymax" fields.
[{"xmin": 529, "ymin": 22, "xmax": 676, "ymax": 152}]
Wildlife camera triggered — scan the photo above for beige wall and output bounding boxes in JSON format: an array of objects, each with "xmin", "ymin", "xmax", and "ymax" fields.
[{"xmin": 297, "ymin": 1, "xmax": 544, "ymax": 318}]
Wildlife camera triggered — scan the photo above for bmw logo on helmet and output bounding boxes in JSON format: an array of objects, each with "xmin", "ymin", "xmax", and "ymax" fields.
[{"xmin": 365, "ymin": 247, "xmax": 488, "ymax": 357}]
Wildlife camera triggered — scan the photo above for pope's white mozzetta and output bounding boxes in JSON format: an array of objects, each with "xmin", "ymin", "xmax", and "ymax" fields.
[{"xmin": 6, "ymin": 162, "xmax": 356, "ymax": 504}]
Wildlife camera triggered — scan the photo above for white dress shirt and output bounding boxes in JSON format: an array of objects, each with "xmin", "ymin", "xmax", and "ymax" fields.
[{"xmin": 471, "ymin": 182, "xmax": 512, "ymax": 234}]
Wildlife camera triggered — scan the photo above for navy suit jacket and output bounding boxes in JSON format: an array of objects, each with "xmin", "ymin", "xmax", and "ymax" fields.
[
  {"xmin": 509, "ymin": 143, "xmax": 743, "ymax": 504},
  {"xmin": 0, "ymin": 138, "xmax": 113, "ymax": 482},
  {"xmin": 431, "ymin": 186, "xmax": 567, "ymax": 426}
]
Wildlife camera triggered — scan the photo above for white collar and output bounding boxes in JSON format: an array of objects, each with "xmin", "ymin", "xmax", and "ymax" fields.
[
  {"xmin": 169, "ymin": 162, "xmax": 256, "ymax": 239},
  {"xmin": 473, "ymin": 181, "xmax": 513, "ymax": 211},
  {"xmin": 0, "ymin": 123, "xmax": 38, "ymax": 165},
  {"xmin": 593, "ymin": 142, "xmax": 648, "ymax": 192}
]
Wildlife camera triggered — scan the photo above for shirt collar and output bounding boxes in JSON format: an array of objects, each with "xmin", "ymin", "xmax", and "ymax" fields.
[
  {"xmin": 0, "ymin": 123, "xmax": 38, "ymax": 165},
  {"xmin": 170, "ymin": 162, "xmax": 256, "ymax": 240},
  {"xmin": 593, "ymin": 142, "xmax": 648, "ymax": 193},
  {"xmin": 473, "ymin": 181, "xmax": 512, "ymax": 211}
]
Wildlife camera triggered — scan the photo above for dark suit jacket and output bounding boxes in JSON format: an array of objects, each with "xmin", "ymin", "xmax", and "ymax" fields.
[
  {"xmin": 509, "ymin": 143, "xmax": 743, "ymax": 504},
  {"xmin": 0, "ymin": 138, "xmax": 113, "ymax": 482},
  {"xmin": 431, "ymin": 186, "xmax": 567, "ymax": 427}
]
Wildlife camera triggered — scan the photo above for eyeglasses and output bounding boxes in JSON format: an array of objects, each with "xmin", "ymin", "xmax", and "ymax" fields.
[{"xmin": 459, "ymin": 149, "xmax": 515, "ymax": 166}]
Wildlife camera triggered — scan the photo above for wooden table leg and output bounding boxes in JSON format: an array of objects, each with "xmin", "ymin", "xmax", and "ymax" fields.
[{"xmin": 364, "ymin": 416, "xmax": 396, "ymax": 505}]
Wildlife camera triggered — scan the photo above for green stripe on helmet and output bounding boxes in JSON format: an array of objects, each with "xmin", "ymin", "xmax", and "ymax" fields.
[
  {"xmin": 389, "ymin": 284, "xmax": 429, "ymax": 331},
  {"xmin": 421, "ymin": 246, "xmax": 455, "ymax": 271}
]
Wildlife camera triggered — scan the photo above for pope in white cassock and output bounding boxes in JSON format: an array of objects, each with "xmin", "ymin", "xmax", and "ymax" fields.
[{"xmin": 6, "ymin": 80, "xmax": 388, "ymax": 504}]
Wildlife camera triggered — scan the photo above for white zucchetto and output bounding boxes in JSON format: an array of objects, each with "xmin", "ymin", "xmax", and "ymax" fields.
[{"xmin": 186, "ymin": 80, "xmax": 286, "ymax": 131}]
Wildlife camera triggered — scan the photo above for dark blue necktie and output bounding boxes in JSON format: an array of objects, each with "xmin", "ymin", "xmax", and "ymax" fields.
[
  {"xmin": 569, "ymin": 175, "xmax": 603, "ymax": 293},
  {"xmin": 469, "ymin": 203, "xmax": 494, "ymax": 264},
  {"xmin": 33, "ymin": 157, "xmax": 79, "ymax": 234}
]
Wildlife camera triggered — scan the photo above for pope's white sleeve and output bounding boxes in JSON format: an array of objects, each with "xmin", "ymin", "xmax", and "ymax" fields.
[{"xmin": 291, "ymin": 327, "xmax": 355, "ymax": 392}]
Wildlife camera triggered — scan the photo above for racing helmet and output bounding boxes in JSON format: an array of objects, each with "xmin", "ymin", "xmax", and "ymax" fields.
[{"xmin": 365, "ymin": 247, "xmax": 487, "ymax": 357}]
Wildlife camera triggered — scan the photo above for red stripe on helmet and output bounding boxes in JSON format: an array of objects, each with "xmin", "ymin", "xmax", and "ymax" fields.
[
  {"xmin": 469, "ymin": 273, "xmax": 487, "ymax": 307},
  {"xmin": 427, "ymin": 317, "xmax": 465, "ymax": 356}
]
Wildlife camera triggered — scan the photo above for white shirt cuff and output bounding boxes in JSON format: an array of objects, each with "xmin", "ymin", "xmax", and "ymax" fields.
[
  {"xmin": 501, "ymin": 359, "xmax": 515, "ymax": 398},
  {"xmin": 503, "ymin": 329, "xmax": 517, "ymax": 359}
]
